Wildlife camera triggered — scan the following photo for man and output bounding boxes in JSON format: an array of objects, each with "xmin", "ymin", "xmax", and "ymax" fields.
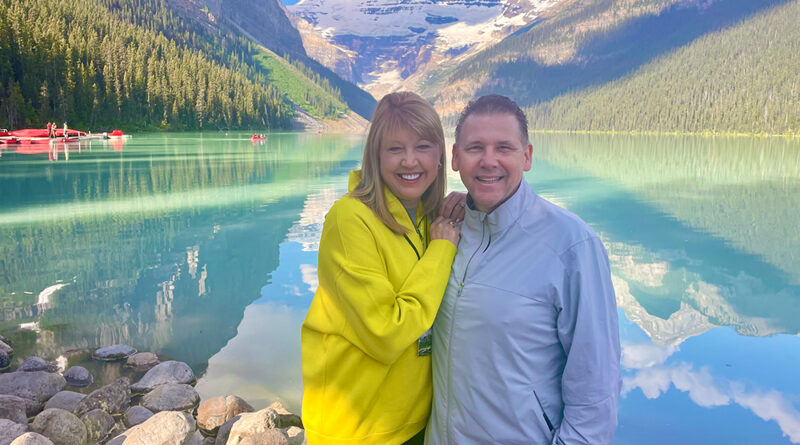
[{"xmin": 426, "ymin": 95, "xmax": 620, "ymax": 444}]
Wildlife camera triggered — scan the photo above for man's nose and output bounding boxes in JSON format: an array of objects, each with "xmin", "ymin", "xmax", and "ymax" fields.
[{"xmin": 479, "ymin": 148, "xmax": 499, "ymax": 168}]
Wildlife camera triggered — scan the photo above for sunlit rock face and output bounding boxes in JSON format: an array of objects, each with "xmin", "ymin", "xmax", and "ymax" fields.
[{"xmin": 288, "ymin": 0, "xmax": 556, "ymax": 96}]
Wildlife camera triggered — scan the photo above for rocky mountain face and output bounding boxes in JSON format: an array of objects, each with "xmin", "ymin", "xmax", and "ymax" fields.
[{"xmin": 287, "ymin": 0, "xmax": 558, "ymax": 98}]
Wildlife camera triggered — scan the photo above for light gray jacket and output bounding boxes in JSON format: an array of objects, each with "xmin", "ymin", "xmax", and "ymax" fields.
[{"xmin": 426, "ymin": 180, "xmax": 620, "ymax": 445}]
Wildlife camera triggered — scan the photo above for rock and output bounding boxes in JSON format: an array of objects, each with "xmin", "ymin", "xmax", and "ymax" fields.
[
  {"xmin": 197, "ymin": 395, "xmax": 254, "ymax": 433},
  {"xmin": 0, "ymin": 350, "xmax": 10, "ymax": 370},
  {"xmin": 9, "ymin": 433, "xmax": 54, "ymax": 445},
  {"xmin": 226, "ymin": 408, "xmax": 303, "ymax": 445},
  {"xmin": 234, "ymin": 430, "xmax": 289, "ymax": 445},
  {"xmin": 92, "ymin": 345, "xmax": 137, "ymax": 361},
  {"xmin": 0, "ymin": 395, "xmax": 28, "ymax": 425},
  {"xmin": 74, "ymin": 378, "xmax": 130, "ymax": 417},
  {"xmin": 214, "ymin": 415, "xmax": 241, "ymax": 445},
  {"xmin": 124, "ymin": 353, "xmax": 159, "ymax": 372},
  {"xmin": 123, "ymin": 406, "xmax": 153, "ymax": 428},
  {"xmin": 43, "ymin": 391, "xmax": 85, "ymax": 413},
  {"xmin": 0, "ymin": 334, "xmax": 12, "ymax": 347},
  {"xmin": 0, "ymin": 371, "xmax": 66, "ymax": 416},
  {"xmin": 80, "ymin": 409, "xmax": 116, "ymax": 444},
  {"xmin": 130, "ymin": 361, "xmax": 195, "ymax": 393},
  {"xmin": 185, "ymin": 431, "xmax": 204, "ymax": 445},
  {"xmin": 29, "ymin": 408, "xmax": 87, "ymax": 445},
  {"xmin": 63, "ymin": 367, "xmax": 93, "ymax": 388},
  {"xmin": 285, "ymin": 427, "xmax": 305, "ymax": 445},
  {"xmin": 0, "ymin": 340, "xmax": 12, "ymax": 357},
  {"xmin": 107, "ymin": 411, "xmax": 195, "ymax": 445},
  {"xmin": 203, "ymin": 437, "xmax": 215, "ymax": 445},
  {"xmin": 140, "ymin": 383, "xmax": 199, "ymax": 413},
  {"xmin": 18, "ymin": 358, "xmax": 56, "ymax": 373},
  {"xmin": 0, "ymin": 418, "xmax": 27, "ymax": 445}
]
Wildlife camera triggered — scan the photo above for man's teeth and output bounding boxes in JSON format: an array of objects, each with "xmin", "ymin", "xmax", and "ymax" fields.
[
  {"xmin": 477, "ymin": 176, "xmax": 501, "ymax": 183},
  {"xmin": 400, "ymin": 173, "xmax": 422, "ymax": 180}
]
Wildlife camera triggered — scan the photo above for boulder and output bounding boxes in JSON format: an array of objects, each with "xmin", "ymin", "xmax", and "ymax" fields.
[
  {"xmin": 80, "ymin": 409, "xmax": 116, "ymax": 444},
  {"xmin": 0, "ymin": 418, "xmax": 27, "ymax": 445},
  {"xmin": 197, "ymin": 395, "xmax": 254, "ymax": 433},
  {"xmin": 226, "ymin": 407, "xmax": 303, "ymax": 445},
  {"xmin": 107, "ymin": 411, "xmax": 195, "ymax": 445},
  {"xmin": 74, "ymin": 378, "xmax": 130, "ymax": 417},
  {"xmin": 18, "ymin": 358, "xmax": 56, "ymax": 373},
  {"xmin": 0, "ymin": 350, "xmax": 10, "ymax": 370},
  {"xmin": 140, "ymin": 383, "xmax": 200, "ymax": 413},
  {"xmin": 233, "ymin": 430, "xmax": 289, "ymax": 445},
  {"xmin": 92, "ymin": 345, "xmax": 137, "ymax": 361},
  {"xmin": 0, "ymin": 395, "xmax": 28, "ymax": 425},
  {"xmin": 285, "ymin": 427, "xmax": 305, "ymax": 445},
  {"xmin": 29, "ymin": 408, "xmax": 87, "ymax": 445},
  {"xmin": 63, "ymin": 367, "xmax": 93, "ymax": 388},
  {"xmin": 123, "ymin": 406, "xmax": 153, "ymax": 428},
  {"xmin": 214, "ymin": 415, "xmax": 241, "ymax": 445},
  {"xmin": 43, "ymin": 391, "xmax": 85, "ymax": 413},
  {"xmin": 186, "ymin": 431, "xmax": 204, "ymax": 445},
  {"xmin": 130, "ymin": 361, "xmax": 195, "ymax": 393},
  {"xmin": 266, "ymin": 402, "xmax": 303, "ymax": 429},
  {"xmin": 0, "ymin": 334, "xmax": 12, "ymax": 347},
  {"xmin": 124, "ymin": 353, "xmax": 159, "ymax": 372},
  {"xmin": 0, "ymin": 340, "xmax": 12, "ymax": 356},
  {"xmin": 0, "ymin": 371, "xmax": 66, "ymax": 416},
  {"xmin": 9, "ymin": 433, "xmax": 54, "ymax": 445}
]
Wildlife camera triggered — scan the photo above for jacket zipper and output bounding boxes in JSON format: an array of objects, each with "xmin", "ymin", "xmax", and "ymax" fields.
[{"xmin": 446, "ymin": 218, "xmax": 487, "ymax": 441}]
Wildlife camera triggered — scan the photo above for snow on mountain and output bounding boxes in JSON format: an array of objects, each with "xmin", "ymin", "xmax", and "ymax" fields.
[{"xmin": 287, "ymin": 0, "xmax": 558, "ymax": 96}]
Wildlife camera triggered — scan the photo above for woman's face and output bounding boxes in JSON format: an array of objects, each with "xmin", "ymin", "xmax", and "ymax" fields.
[{"xmin": 379, "ymin": 126, "xmax": 441, "ymax": 209}]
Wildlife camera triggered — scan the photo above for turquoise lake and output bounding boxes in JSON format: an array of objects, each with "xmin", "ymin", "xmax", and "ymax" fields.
[{"xmin": 1, "ymin": 132, "xmax": 799, "ymax": 444}]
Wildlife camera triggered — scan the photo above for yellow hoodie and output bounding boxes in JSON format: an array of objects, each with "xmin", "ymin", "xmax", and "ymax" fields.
[{"xmin": 301, "ymin": 171, "xmax": 457, "ymax": 445}]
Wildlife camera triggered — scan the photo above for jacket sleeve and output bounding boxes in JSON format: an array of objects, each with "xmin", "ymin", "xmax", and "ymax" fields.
[
  {"xmin": 554, "ymin": 237, "xmax": 621, "ymax": 445},
  {"xmin": 318, "ymin": 203, "xmax": 457, "ymax": 365}
]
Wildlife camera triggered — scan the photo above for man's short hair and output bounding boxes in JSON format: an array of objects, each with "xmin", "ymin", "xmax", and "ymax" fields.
[{"xmin": 454, "ymin": 94, "xmax": 529, "ymax": 145}]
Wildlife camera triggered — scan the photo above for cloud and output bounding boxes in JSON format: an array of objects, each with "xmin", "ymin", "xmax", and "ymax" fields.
[{"xmin": 621, "ymin": 342, "xmax": 678, "ymax": 369}]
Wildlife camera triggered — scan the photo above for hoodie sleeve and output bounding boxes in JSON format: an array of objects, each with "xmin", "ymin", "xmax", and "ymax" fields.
[
  {"xmin": 318, "ymin": 201, "xmax": 457, "ymax": 365},
  {"xmin": 554, "ymin": 236, "xmax": 621, "ymax": 445}
]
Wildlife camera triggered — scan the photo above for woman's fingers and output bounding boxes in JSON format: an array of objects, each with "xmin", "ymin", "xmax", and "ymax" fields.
[{"xmin": 442, "ymin": 192, "xmax": 467, "ymax": 222}]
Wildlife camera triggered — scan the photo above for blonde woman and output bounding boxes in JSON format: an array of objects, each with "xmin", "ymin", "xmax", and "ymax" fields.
[{"xmin": 301, "ymin": 92, "xmax": 461, "ymax": 444}]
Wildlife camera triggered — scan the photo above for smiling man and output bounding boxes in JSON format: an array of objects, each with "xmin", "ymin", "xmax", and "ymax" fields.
[{"xmin": 425, "ymin": 95, "xmax": 621, "ymax": 445}]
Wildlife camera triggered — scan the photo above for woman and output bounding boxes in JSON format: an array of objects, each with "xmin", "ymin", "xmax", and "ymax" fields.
[{"xmin": 301, "ymin": 92, "xmax": 461, "ymax": 445}]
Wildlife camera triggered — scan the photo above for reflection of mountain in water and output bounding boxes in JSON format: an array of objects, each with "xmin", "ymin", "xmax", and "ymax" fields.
[
  {"xmin": 0, "ymin": 133, "xmax": 363, "ymax": 374},
  {"xmin": 527, "ymin": 134, "xmax": 800, "ymax": 341}
]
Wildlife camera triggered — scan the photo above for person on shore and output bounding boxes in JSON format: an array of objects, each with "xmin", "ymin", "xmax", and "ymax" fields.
[
  {"xmin": 301, "ymin": 91, "xmax": 464, "ymax": 445},
  {"xmin": 46, "ymin": 122, "xmax": 51, "ymax": 138},
  {"xmin": 63, "ymin": 122, "xmax": 68, "ymax": 140},
  {"xmin": 426, "ymin": 95, "xmax": 621, "ymax": 445}
]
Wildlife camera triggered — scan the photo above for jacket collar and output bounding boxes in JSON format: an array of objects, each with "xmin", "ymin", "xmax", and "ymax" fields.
[
  {"xmin": 464, "ymin": 178, "xmax": 534, "ymax": 237},
  {"xmin": 348, "ymin": 170, "xmax": 426, "ymax": 242}
]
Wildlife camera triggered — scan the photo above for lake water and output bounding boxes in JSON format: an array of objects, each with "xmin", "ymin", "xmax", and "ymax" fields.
[{"xmin": 1, "ymin": 132, "xmax": 798, "ymax": 444}]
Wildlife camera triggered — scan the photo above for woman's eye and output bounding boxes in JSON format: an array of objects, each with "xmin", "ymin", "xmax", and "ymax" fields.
[
  {"xmin": 416, "ymin": 144, "xmax": 431, "ymax": 150},
  {"xmin": 387, "ymin": 146, "xmax": 402, "ymax": 153}
]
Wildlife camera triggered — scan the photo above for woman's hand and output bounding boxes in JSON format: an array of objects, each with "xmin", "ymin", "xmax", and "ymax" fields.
[
  {"xmin": 430, "ymin": 216, "xmax": 461, "ymax": 247},
  {"xmin": 441, "ymin": 191, "xmax": 467, "ymax": 222}
]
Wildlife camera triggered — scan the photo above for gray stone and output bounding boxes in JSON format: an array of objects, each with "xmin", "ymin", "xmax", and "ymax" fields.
[
  {"xmin": 0, "ymin": 371, "xmax": 66, "ymax": 417},
  {"xmin": 197, "ymin": 395, "xmax": 254, "ymax": 433},
  {"xmin": 233, "ymin": 430, "xmax": 289, "ymax": 445},
  {"xmin": 226, "ymin": 408, "xmax": 303, "ymax": 445},
  {"xmin": 185, "ymin": 431, "xmax": 204, "ymax": 445},
  {"xmin": 214, "ymin": 415, "xmax": 241, "ymax": 445},
  {"xmin": 140, "ymin": 383, "xmax": 199, "ymax": 413},
  {"xmin": 29, "ymin": 408, "xmax": 87, "ymax": 445},
  {"xmin": 130, "ymin": 361, "xmax": 195, "ymax": 393},
  {"xmin": 107, "ymin": 411, "xmax": 195, "ymax": 445},
  {"xmin": 0, "ymin": 395, "xmax": 28, "ymax": 425},
  {"xmin": 0, "ymin": 418, "xmax": 27, "ymax": 445},
  {"xmin": 9, "ymin": 433, "xmax": 54, "ymax": 445},
  {"xmin": 0, "ymin": 335, "xmax": 11, "ymax": 347},
  {"xmin": 203, "ymin": 437, "xmax": 215, "ymax": 445},
  {"xmin": 124, "ymin": 353, "xmax": 159, "ymax": 372},
  {"xmin": 18, "ymin": 358, "xmax": 56, "ymax": 373},
  {"xmin": 0, "ymin": 340, "xmax": 12, "ymax": 357},
  {"xmin": 74, "ymin": 378, "xmax": 130, "ymax": 417},
  {"xmin": 123, "ymin": 406, "xmax": 153, "ymax": 428},
  {"xmin": 63, "ymin": 367, "xmax": 93, "ymax": 388},
  {"xmin": 92, "ymin": 345, "xmax": 137, "ymax": 361},
  {"xmin": 80, "ymin": 409, "xmax": 116, "ymax": 444},
  {"xmin": 43, "ymin": 391, "xmax": 85, "ymax": 413},
  {"xmin": 0, "ymin": 350, "xmax": 10, "ymax": 370},
  {"xmin": 285, "ymin": 427, "xmax": 305, "ymax": 445}
]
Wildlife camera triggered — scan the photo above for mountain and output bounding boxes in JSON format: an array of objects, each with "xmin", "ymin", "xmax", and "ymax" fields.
[{"xmin": 287, "ymin": 0, "xmax": 556, "ymax": 98}]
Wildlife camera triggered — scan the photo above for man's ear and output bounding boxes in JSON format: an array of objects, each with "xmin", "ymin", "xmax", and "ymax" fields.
[
  {"xmin": 523, "ymin": 143, "xmax": 533, "ymax": 172},
  {"xmin": 451, "ymin": 144, "xmax": 460, "ymax": 171}
]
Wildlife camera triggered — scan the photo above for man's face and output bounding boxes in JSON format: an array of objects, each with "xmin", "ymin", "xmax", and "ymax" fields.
[{"xmin": 452, "ymin": 113, "xmax": 532, "ymax": 213}]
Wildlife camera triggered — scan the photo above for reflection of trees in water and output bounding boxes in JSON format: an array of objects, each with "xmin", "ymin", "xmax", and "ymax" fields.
[
  {"xmin": 0, "ymin": 133, "xmax": 362, "ymax": 372},
  {"xmin": 533, "ymin": 133, "xmax": 800, "ymax": 281}
]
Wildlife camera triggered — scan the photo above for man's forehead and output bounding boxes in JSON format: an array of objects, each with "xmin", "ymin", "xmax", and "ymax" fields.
[{"xmin": 458, "ymin": 113, "xmax": 524, "ymax": 144}]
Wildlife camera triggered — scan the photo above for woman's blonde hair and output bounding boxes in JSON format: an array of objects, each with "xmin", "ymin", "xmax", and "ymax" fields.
[{"xmin": 350, "ymin": 91, "xmax": 446, "ymax": 235}]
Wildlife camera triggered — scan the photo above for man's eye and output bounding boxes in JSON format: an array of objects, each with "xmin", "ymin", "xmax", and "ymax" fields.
[{"xmin": 466, "ymin": 145, "xmax": 482, "ymax": 152}]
